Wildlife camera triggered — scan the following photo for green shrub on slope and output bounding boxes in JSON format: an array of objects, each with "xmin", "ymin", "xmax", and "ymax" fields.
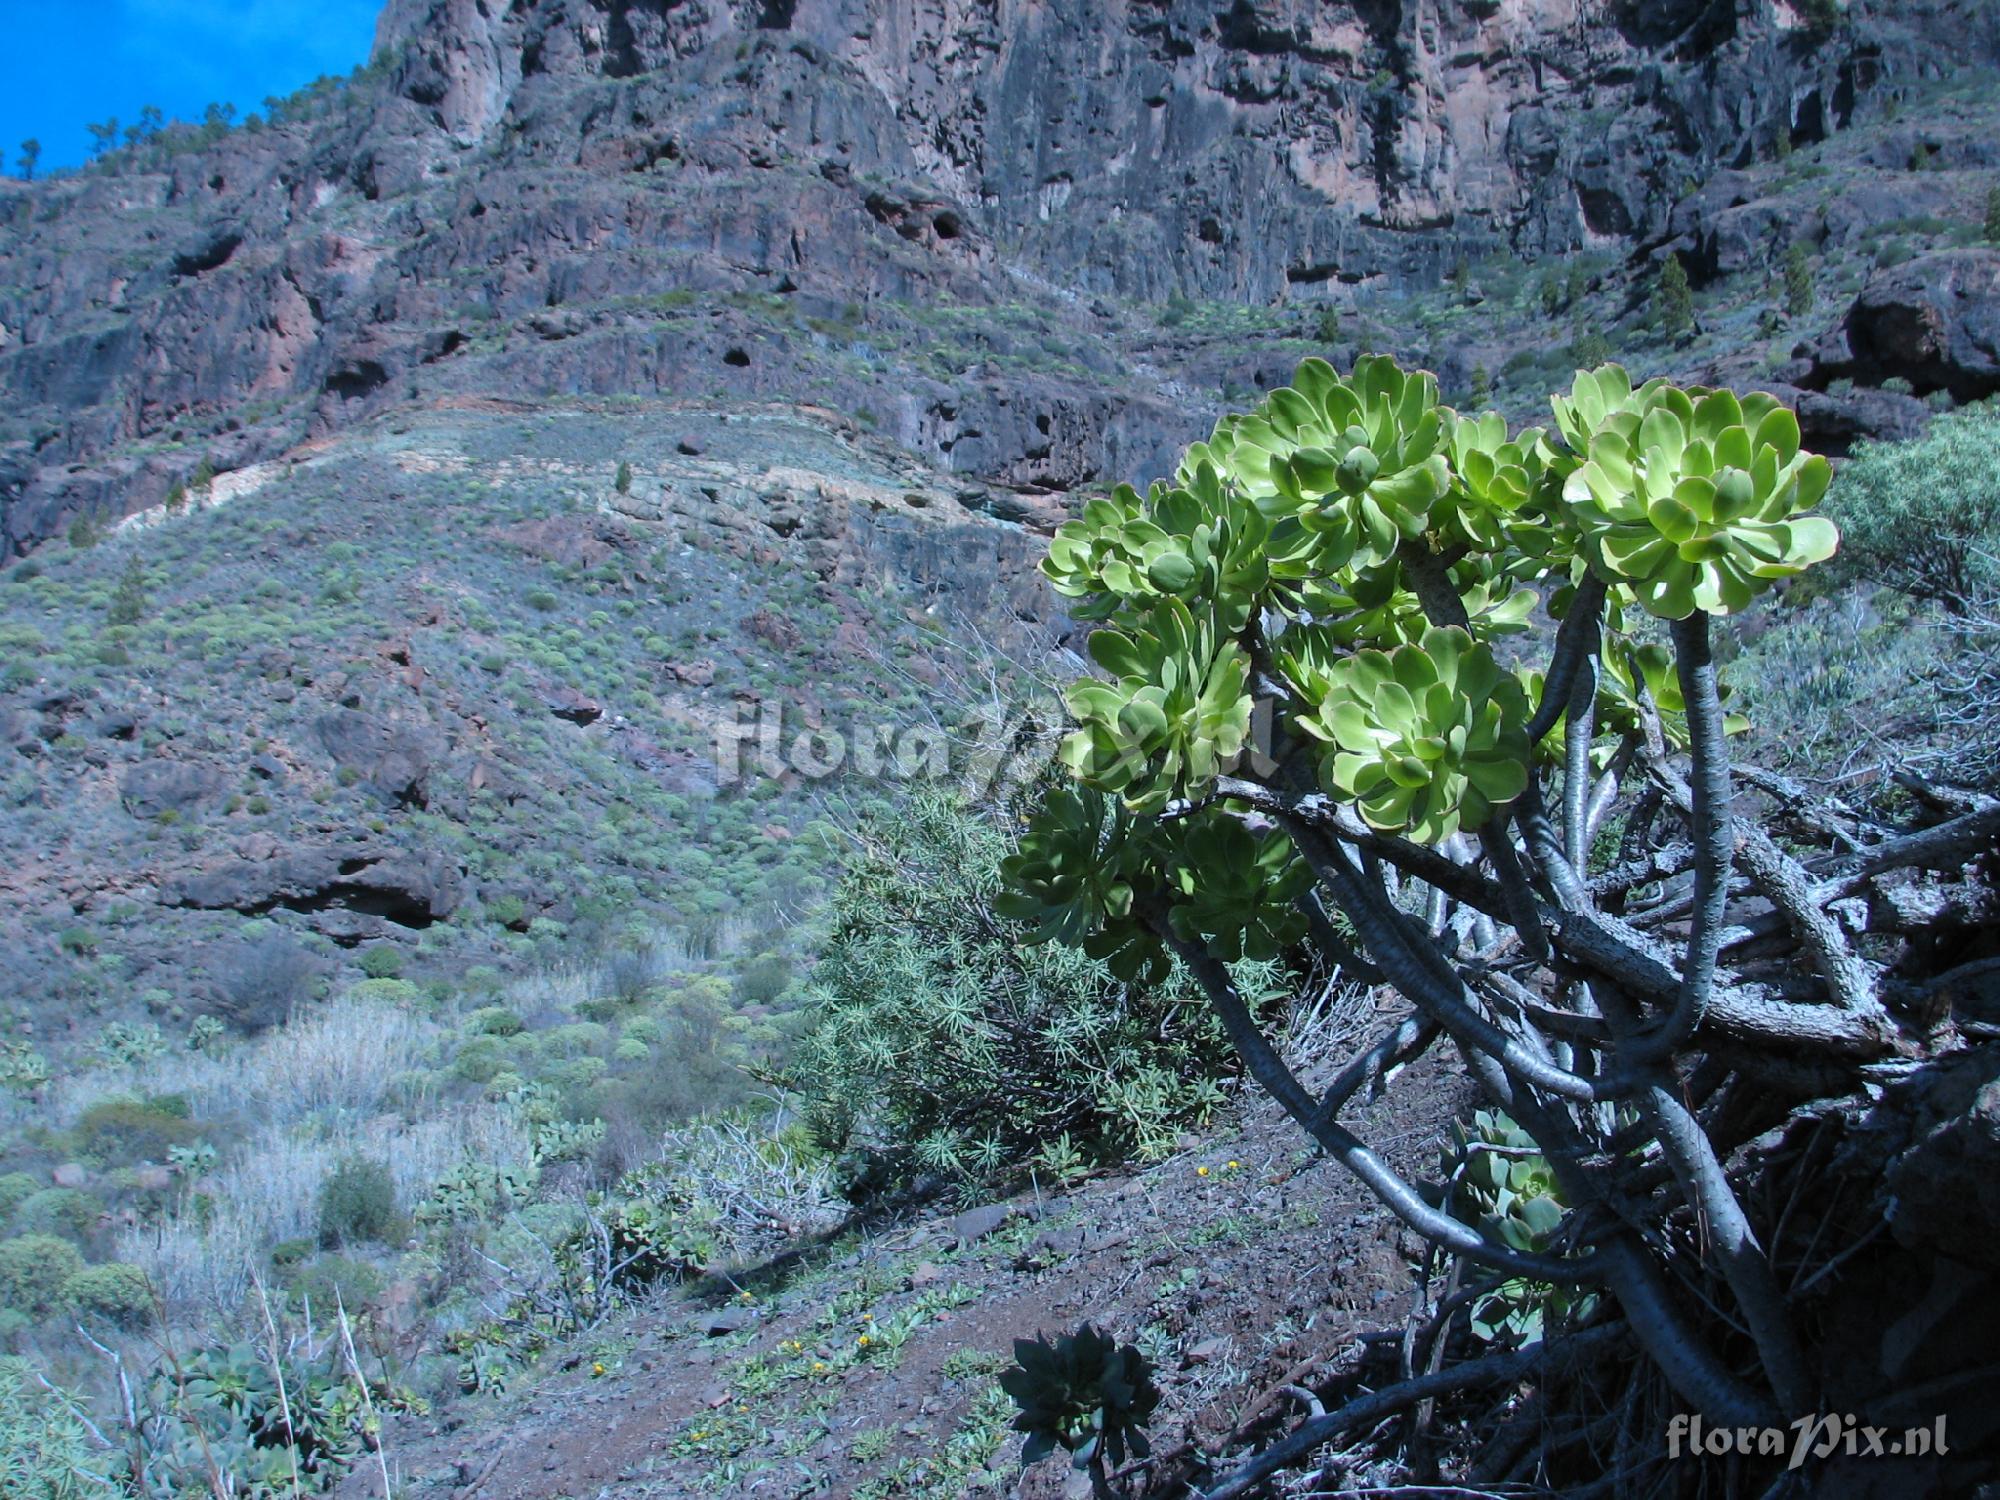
[
  {"xmin": 782, "ymin": 792, "xmax": 1246, "ymax": 1197},
  {"xmin": 0, "ymin": 1359, "xmax": 119, "ymax": 1499},
  {"xmin": 1822, "ymin": 400, "xmax": 2000, "ymax": 611}
]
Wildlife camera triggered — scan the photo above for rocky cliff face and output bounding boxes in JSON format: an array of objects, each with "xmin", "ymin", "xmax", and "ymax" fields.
[{"xmin": 0, "ymin": 0, "xmax": 1993, "ymax": 552}]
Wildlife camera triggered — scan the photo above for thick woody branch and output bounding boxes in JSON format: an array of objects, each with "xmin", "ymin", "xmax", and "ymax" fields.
[
  {"xmin": 1289, "ymin": 825, "xmax": 1607, "ymax": 1102},
  {"xmin": 1626, "ymin": 613, "xmax": 1730, "ymax": 1063},
  {"xmin": 1209, "ymin": 777, "xmax": 1514, "ymax": 919},
  {"xmin": 1398, "ymin": 540, "xmax": 1474, "ymax": 631},
  {"xmin": 1731, "ymin": 825, "xmax": 1881, "ymax": 1017},
  {"xmin": 1198, "ymin": 1322, "xmax": 1634, "ymax": 1500},
  {"xmin": 1635, "ymin": 1079, "xmax": 1811, "ymax": 1416},
  {"xmin": 1548, "ymin": 905, "xmax": 1896, "ymax": 1057},
  {"xmin": 1564, "ymin": 656, "xmax": 1599, "ymax": 873},
  {"xmin": 1308, "ymin": 1013, "xmax": 1439, "ymax": 1128},
  {"xmin": 1526, "ymin": 574, "xmax": 1609, "ymax": 743}
]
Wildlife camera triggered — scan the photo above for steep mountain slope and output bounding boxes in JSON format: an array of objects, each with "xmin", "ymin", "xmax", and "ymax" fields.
[
  {"xmin": 0, "ymin": 396, "xmax": 1053, "ymax": 1053},
  {"xmin": 3, "ymin": 0, "xmax": 1995, "ymax": 553}
]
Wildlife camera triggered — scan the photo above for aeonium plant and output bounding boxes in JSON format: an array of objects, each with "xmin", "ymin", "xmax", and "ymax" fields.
[
  {"xmin": 1004, "ymin": 354, "xmax": 1898, "ymax": 1463},
  {"xmin": 1000, "ymin": 1323, "xmax": 1160, "ymax": 1485},
  {"xmin": 1289, "ymin": 624, "xmax": 1533, "ymax": 842}
]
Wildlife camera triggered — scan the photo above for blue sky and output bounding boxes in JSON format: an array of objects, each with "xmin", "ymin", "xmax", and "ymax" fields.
[{"xmin": 0, "ymin": 0, "xmax": 384, "ymax": 174}]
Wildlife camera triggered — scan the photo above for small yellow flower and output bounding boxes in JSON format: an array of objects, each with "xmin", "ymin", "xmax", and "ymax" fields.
[
  {"xmin": 1227, "ymin": 1160, "xmax": 1240, "ymax": 1171},
  {"xmin": 591, "ymin": 1362, "xmax": 605, "ymax": 1377},
  {"xmin": 862, "ymin": 1312, "xmax": 874, "ymax": 1322},
  {"xmin": 858, "ymin": 1335, "xmax": 871, "ymax": 1347},
  {"xmin": 1196, "ymin": 1165, "xmax": 1210, "ymax": 1177},
  {"xmin": 812, "ymin": 1361, "xmax": 827, "ymax": 1373}
]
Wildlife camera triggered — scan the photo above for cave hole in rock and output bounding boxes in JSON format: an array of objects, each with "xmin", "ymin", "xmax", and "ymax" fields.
[
  {"xmin": 325, "ymin": 360, "xmax": 391, "ymax": 400},
  {"xmin": 173, "ymin": 232, "xmax": 242, "ymax": 279}
]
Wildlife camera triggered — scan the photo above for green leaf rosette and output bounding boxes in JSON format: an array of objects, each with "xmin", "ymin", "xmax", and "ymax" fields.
[
  {"xmin": 1291, "ymin": 625, "xmax": 1531, "ymax": 841},
  {"xmin": 1442, "ymin": 410, "xmax": 1551, "ymax": 553},
  {"xmin": 1041, "ymin": 463, "xmax": 1273, "ymax": 631},
  {"xmin": 1000, "ymin": 1324, "xmax": 1160, "ymax": 1470},
  {"xmin": 1163, "ymin": 814, "xmax": 1309, "ymax": 962},
  {"xmin": 1556, "ymin": 367, "xmax": 1839, "ymax": 618},
  {"xmin": 1059, "ymin": 598, "xmax": 1252, "ymax": 815},
  {"xmin": 1183, "ymin": 355, "xmax": 1452, "ymax": 566},
  {"xmin": 996, "ymin": 786, "xmax": 1169, "ymax": 982}
]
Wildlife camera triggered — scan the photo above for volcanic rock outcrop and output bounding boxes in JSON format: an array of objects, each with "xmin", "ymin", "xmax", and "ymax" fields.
[{"xmin": 2, "ymin": 0, "xmax": 1995, "ymax": 550}]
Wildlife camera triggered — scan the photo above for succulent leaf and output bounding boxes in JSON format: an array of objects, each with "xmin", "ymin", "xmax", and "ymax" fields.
[
  {"xmin": 996, "ymin": 786, "xmax": 1169, "ymax": 982},
  {"xmin": 1162, "ymin": 814, "xmax": 1310, "ymax": 961},
  {"xmin": 1001, "ymin": 1324, "xmax": 1160, "ymax": 1472}
]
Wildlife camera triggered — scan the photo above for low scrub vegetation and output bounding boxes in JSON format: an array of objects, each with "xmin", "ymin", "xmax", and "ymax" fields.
[{"xmin": 781, "ymin": 791, "xmax": 1245, "ymax": 1199}]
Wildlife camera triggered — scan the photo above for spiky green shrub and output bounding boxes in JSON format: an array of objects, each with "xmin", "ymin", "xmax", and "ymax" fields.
[
  {"xmin": 1001, "ymin": 1324, "xmax": 1159, "ymax": 1474},
  {"xmin": 1819, "ymin": 399, "xmax": 2000, "ymax": 611},
  {"xmin": 107, "ymin": 557, "xmax": 148, "ymax": 627},
  {"xmin": 0, "ymin": 1359, "xmax": 120, "ymax": 1498},
  {"xmin": 452, "ymin": 1033, "xmax": 510, "ymax": 1083},
  {"xmin": 780, "ymin": 792, "xmax": 1245, "ymax": 1196},
  {"xmin": 282, "ymin": 1255, "xmax": 386, "ymax": 1318}
]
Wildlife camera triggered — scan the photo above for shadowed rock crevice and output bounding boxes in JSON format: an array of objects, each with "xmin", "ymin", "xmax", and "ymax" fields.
[
  {"xmin": 170, "ymin": 229, "xmax": 243, "ymax": 279},
  {"xmin": 160, "ymin": 844, "xmax": 463, "ymax": 932}
]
